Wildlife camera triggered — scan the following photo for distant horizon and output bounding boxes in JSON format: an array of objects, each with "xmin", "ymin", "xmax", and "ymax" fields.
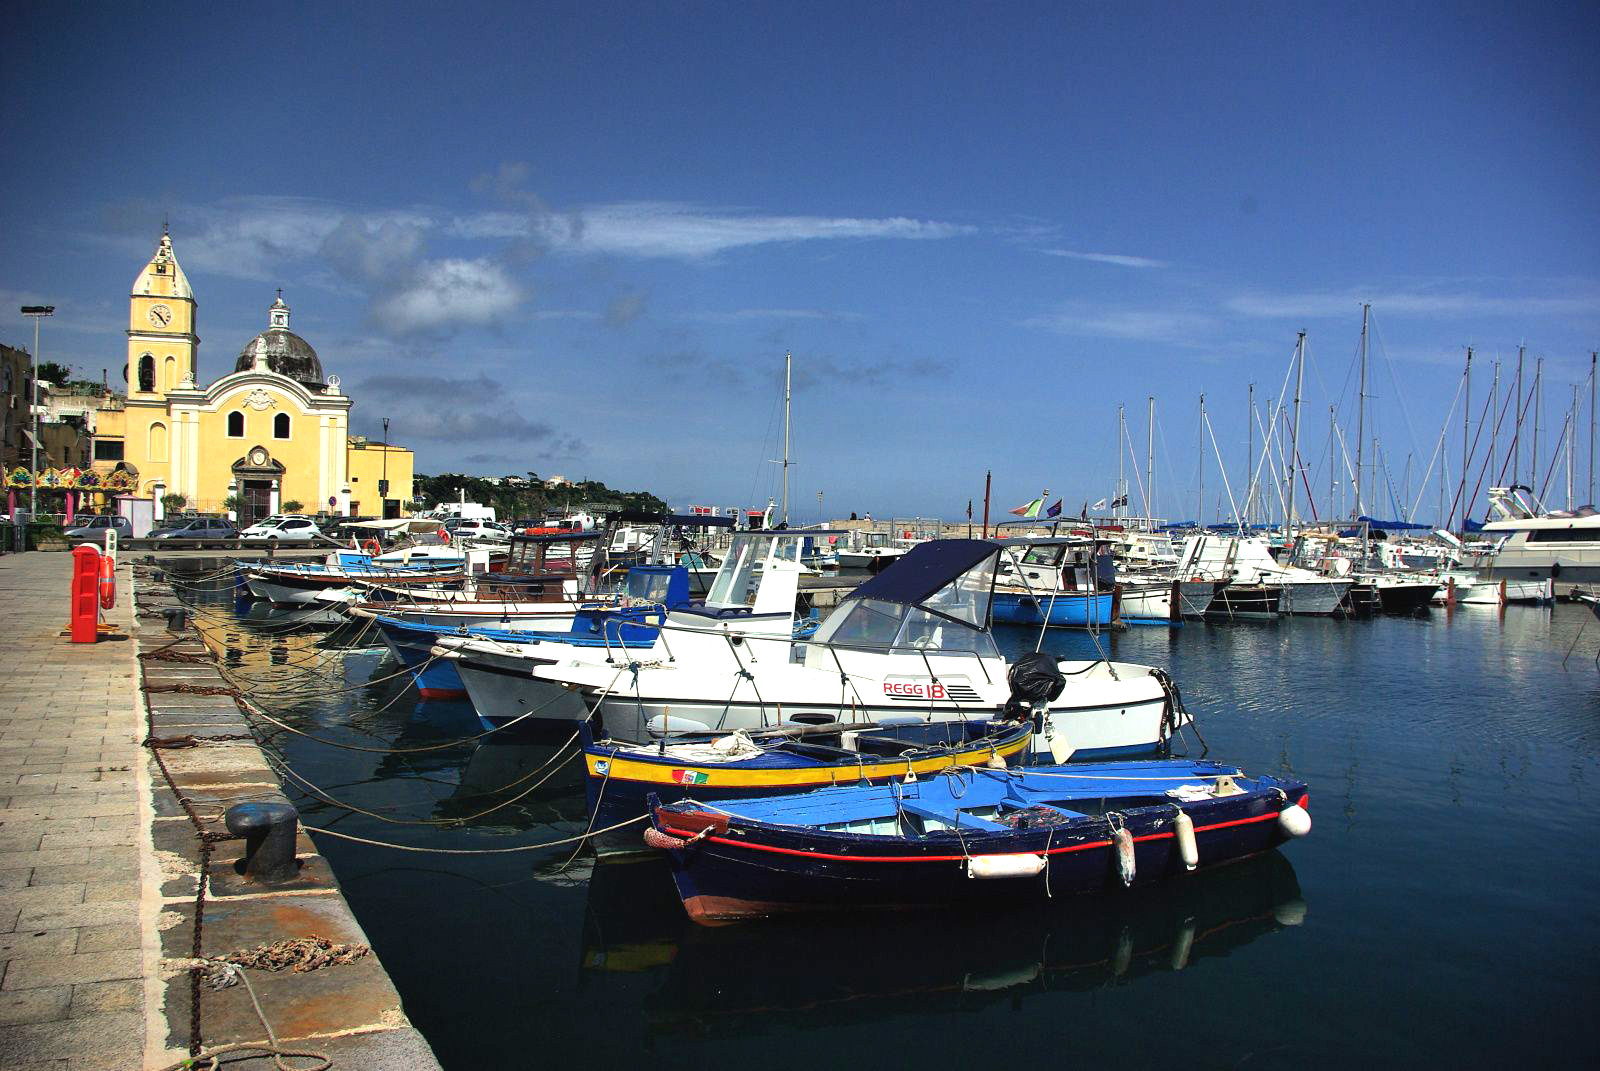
[{"xmin": 4, "ymin": 2, "xmax": 1596, "ymax": 526}]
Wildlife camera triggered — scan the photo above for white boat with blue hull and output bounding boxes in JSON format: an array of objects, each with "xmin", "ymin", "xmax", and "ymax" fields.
[
  {"xmin": 436, "ymin": 531, "xmax": 828, "ymax": 729},
  {"xmin": 532, "ymin": 539, "xmax": 1186, "ymax": 758},
  {"xmin": 372, "ymin": 564, "xmax": 691, "ymax": 699}
]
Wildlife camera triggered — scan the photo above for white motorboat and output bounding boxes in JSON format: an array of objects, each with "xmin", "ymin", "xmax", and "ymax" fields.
[
  {"xmin": 434, "ymin": 530, "xmax": 824, "ymax": 726},
  {"xmin": 531, "ymin": 539, "xmax": 1187, "ymax": 760}
]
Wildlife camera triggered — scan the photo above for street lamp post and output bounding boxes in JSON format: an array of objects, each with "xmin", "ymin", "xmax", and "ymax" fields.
[
  {"xmin": 20, "ymin": 306, "xmax": 54, "ymax": 516},
  {"xmin": 379, "ymin": 416, "xmax": 390, "ymax": 518}
]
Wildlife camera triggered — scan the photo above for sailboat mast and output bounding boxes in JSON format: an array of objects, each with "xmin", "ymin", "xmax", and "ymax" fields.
[
  {"xmin": 1533, "ymin": 356, "xmax": 1543, "ymax": 492},
  {"xmin": 1591, "ymin": 353, "xmax": 1597, "ymax": 505},
  {"xmin": 1246, "ymin": 383, "xmax": 1255, "ymax": 527},
  {"xmin": 781, "ymin": 351, "xmax": 791, "ymax": 526},
  {"xmin": 1146, "ymin": 396, "xmax": 1155, "ymax": 524},
  {"xmin": 1117, "ymin": 404, "xmax": 1125, "ymax": 523},
  {"xmin": 1569, "ymin": 384, "xmax": 1578, "ymax": 510},
  {"xmin": 1514, "ymin": 345, "xmax": 1524, "ymax": 486},
  {"xmin": 1355, "ymin": 304, "xmax": 1368, "ymax": 518},
  {"xmin": 1490, "ymin": 359, "xmax": 1499, "ymax": 504},
  {"xmin": 1288, "ymin": 332, "xmax": 1306, "ymax": 533},
  {"xmin": 1329, "ymin": 405, "xmax": 1337, "ymax": 515},
  {"xmin": 1197, "ymin": 394, "xmax": 1205, "ymax": 528},
  {"xmin": 1459, "ymin": 348, "xmax": 1471, "ymax": 532}
]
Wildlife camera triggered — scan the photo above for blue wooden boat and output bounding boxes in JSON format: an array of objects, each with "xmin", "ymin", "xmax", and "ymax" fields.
[
  {"xmin": 989, "ymin": 535, "xmax": 1118, "ymax": 628},
  {"xmin": 990, "ymin": 591, "xmax": 1115, "ymax": 627},
  {"xmin": 583, "ymin": 718, "xmax": 1033, "ymax": 852},
  {"xmin": 645, "ymin": 759, "xmax": 1309, "ymax": 923}
]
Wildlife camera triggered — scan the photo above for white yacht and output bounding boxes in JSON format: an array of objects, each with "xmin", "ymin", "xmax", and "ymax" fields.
[{"xmin": 1478, "ymin": 485, "xmax": 1600, "ymax": 584}]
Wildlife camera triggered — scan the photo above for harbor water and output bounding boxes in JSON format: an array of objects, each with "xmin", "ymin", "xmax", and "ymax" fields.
[{"xmin": 186, "ymin": 578, "xmax": 1599, "ymax": 1068}]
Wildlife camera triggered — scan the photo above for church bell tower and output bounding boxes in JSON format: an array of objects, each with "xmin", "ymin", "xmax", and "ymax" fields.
[{"xmin": 127, "ymin": 229, "xmax": 199, "ymax": 399}]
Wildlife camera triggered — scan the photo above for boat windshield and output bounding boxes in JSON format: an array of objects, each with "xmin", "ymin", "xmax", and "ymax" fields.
[
  {"xmin": 706, "ymin": 535, "xmax": 771, "ymax": 606},
  {"xmin": 813, "ymin": 550, "xmax": 999, "ymax": 655},
  {"xmin": 625, "ymin": 569, "xmax": 675, "ymax": 602},
  {"xmin": 703, "ymin": 534, "xmax": 799, "ymax": 605}
]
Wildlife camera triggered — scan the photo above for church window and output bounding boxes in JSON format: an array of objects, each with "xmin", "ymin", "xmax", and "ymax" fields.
[
  {"xmin": 138, "ymin": 355, "xmax": 155, "ymax": 393},
  {"xmin": 274, "ymin": 413, "xmax": 291, "ymax": 439},
  {"xmin": 164, "ymin": 356, "xmax": 177, "ymax": 391},
  {"xmin": 227, "ymin": 411, "xmax": 245, "ymax": 437},
  {"xmin": 149, "ymin": 422, "xmax": 168, "ymax": 462}
]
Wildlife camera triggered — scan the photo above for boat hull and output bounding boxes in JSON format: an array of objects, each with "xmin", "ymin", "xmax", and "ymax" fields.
[
  {"xmin": 455, "ymin": 652, "xmax": 595, "ymax": 725},
  {"xmin": 1276, "ymin": 580, "xmax": 1353, "ymax": 616},
  {"xmin": 1204, "ymin": 583, "xmax": 1280, "ymax": 620},
  {"xmin": 991, "ymin": 591, "xmax": 1115, "ymax": 628},
  {"xmin": 649, "ymin": 770, "xmax": 1308, "ymax": 922}
]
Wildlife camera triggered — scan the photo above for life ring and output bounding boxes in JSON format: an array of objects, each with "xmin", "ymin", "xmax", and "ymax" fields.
[
  {"xmin": 98, "ymin": 555, "xmax": 116, "ymax": 610},
  {"xmin": 438, "ymin": 528, "xmax": 450, "ymax": 544},
  {"xmin": 362, "ymin": 539, "xmax": 381, "ymax": 557}
]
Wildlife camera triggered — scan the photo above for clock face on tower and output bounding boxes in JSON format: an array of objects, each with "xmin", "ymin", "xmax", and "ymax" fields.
[{"xmin": 148, "ymin": 304, "xmax": 172, "ymax": 327}]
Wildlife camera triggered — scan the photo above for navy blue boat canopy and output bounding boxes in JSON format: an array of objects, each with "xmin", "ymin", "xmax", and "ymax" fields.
[{"xmin": 846, "ymin": 539, "xmax": 998, "ymax": 609}]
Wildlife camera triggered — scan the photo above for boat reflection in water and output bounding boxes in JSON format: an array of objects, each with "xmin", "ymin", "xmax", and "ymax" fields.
[{"xmin": 579, "ymin": 850, "xmax": 1305, "ymax": 1035}]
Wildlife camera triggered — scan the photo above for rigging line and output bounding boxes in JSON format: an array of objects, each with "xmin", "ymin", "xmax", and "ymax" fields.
[
  {"xmin": 1367, "ymin": 312, "xmax": 1430, "ymax": 477},
  {"xmin": 299, "ymin": 813, "xmax": 649, "ymax": 855},
  {"xmin": 1121, "ymin": 418, "xmax": 1149, "ymax": 519},
  {"xmin": 268, "ymin": 748, "xmax": 582, "ymax": 828},
  {"xmin": 1444, "ymin": 383, "xmax": 1498, "ymax": 527},
  {"xmin": 1537, "ymin": 409, "xmax": 1575, "ymax": 505},
  {"xmin": 1405, "ymin": 370, "xmax": 1465, "ymax": 522},
  {"xmin": 1202, "ymin": 408, "xmax": 1243, "ymax": 529},
  {"xmin": 1243, "ymin": 345, "xmax": 1300, "ymax": 524}
]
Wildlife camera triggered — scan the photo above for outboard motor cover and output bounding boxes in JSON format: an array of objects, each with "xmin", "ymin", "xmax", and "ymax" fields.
[{"xmin": 1004, "ymin": 652, "xmax": 1066, "ymax": 720}]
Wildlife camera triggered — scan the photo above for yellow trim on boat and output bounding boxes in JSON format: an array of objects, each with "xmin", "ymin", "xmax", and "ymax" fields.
[{"xmin": 584, "ymin": 729, "xmax": 1032, "ymax": 788}]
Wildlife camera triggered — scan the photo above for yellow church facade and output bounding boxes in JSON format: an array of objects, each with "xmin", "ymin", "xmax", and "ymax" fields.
[{"xmin": 98, "ymin": 231, "xmax": 413, "ymax": 523}]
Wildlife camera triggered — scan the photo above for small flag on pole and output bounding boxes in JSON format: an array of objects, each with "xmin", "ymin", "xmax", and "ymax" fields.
[
  {"xmin": 1092, "ymin": 498, "xmax": 1107, "ymax": 510},
  {"xmin": 1111, "ymin": 493, "xmax": 1128, "ymax": 508},
  {"xmin": 1046, "ymin": 499, "xmax": 1063, "ymax": 517},
  {"xmin": 1010, "ymin": 497, "xmax": 1043, "ymax": 517}
]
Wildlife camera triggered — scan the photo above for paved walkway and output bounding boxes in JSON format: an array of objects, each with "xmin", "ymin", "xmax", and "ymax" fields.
[{"xmin": 0, "ymin": 550, "xmax": 147, "ymax": 1070}]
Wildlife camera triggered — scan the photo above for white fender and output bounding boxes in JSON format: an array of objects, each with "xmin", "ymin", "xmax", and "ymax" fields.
[
  {"xmin": 1173, "ymin": 810, "xmax": 1198, "ymax": 870},
  {"xmin": 1114, "ymin": 827, "xmax": 1136, "ymax": 886},
  {"xmin": 1278, "ymin": 803, "xmax": 1312, "ymax": 837},
  {"xmin": 967, "ymin": 853, "xmax": 1046, "ymax": 879}
]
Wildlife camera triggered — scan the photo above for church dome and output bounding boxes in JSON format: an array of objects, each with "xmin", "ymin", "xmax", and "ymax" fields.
[{"xmin": 235, "ymin": 292, "xmax": 324, "ymax": 388}]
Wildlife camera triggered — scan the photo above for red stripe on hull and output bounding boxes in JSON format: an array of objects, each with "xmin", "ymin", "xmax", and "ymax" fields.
[{"xmin": 417, "ymin": 687, "xmax": 468, "ymax": 700}]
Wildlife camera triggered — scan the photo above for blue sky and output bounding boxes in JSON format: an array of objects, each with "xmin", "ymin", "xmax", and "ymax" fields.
[{"xmin": 3, "ymin": 1, "xmax": 1597, "ymax": 523}]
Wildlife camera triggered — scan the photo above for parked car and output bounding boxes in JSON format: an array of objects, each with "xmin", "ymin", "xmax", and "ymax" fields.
[
  {"xmin": 62, "ymin": 515, "xmax": 134, "ymax": 546},
  {"xmin": 148, "ymin": 517, "xmax": 239, "ymax": 541},
  {"xmin": 240, "ymin": 516, "xmax": 322, "ymax": 541},
  {"xmin": 442, "ymin": 517, "xmax": 509, "ymax": 540}
]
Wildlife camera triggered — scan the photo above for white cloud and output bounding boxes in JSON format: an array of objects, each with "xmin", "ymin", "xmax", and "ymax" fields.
[
  {"xmin": 176, "ymin": 197, "xmax": 434, "ymax": 281},
  {"xmin": 1227, "ymin": 288, "xmax": 1600, "ymax": 320},
  {"xmin": 1041, "ymin": 249, "xmax": 1168, "ymax": 269},
  {"xmin": 455, "ymin": 201, "xmax": 973, "ymax": 259},
  {"xmin": 371, "ymin": 258, "xmax": 523, "ymax": 333},
  {"xmin": 687, "ymin": 307, "xmax": 867, "ymax": 323},
  {"xmin": 1023, "ymin": 305, "xmax": 1217, "ymax": 343}
]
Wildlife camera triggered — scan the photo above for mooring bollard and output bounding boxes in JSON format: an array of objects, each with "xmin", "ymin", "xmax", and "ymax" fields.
[
  {"xmin": 224, "ymin": 802, "xmax": 301, "ymax": 882},
  {"xmin": 162, "ymin": 606, "xmax": 188, "ymax": 631}
]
